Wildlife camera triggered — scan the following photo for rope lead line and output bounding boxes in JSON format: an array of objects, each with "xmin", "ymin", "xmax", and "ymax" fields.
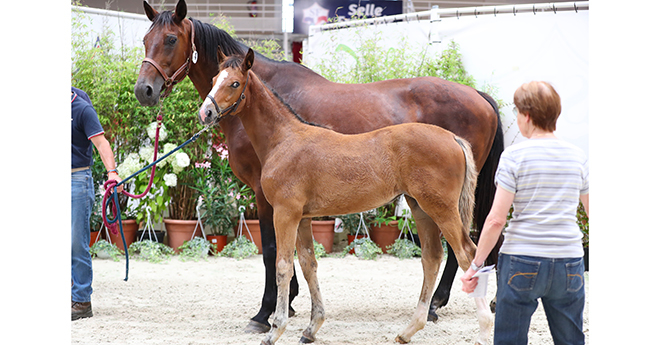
[{"xmin": 102, "ymin": 116, "xmax": 212, "ymax": 281}]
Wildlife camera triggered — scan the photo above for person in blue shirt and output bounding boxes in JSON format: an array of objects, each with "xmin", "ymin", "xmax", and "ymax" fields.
[{"xmin": 71, "ymin": 86, "xmax": 122, "ymax": 320}]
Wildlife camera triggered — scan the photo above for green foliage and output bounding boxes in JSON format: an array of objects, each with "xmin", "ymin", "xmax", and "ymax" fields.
[
  {"xmin": 89, "ymin": 239, "xmax": 123, "ymax": 261},
  {"xmin": 386, "ymin": 238, "xmax": 422, "ymax": 259},
  {"xmin": 129, "ymin": 240, "xmax": 175, "ymax": 263},
  {"xmin": 336, "ymin": 213, "xmax": 369, "ymax": 235},
  {"xmin": 178, "ymin": 237, "xmax": 216, "ymax": 261},
  {"xmin": 577, "ymin": 201, "xmax": 589, "ymax": 247},
  {"xmin": 313, "ymin": 241, "xmax": 328, "ymax": 259},
  {"xmin": 342, "ymin": 237, "xmax": 382, "ymax": 260},
  {"xmin": 219, "ymin": 236, "xmax": 259, "ymax": 260}
]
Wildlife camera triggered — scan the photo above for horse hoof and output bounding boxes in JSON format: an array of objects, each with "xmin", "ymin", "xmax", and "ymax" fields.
[
  {"xmin": 289, "ymin": 306, "xmax": 296, "ymax": 317},
  {"xmin": 395, "ymin": 335, "xmax": 410, "ymax": 344},
  {"xmin": 489, "ymin": 299, "xmax": 497, "ymax": 313},
  {"xmin": 244, "ymin": 320, "xmax": 271, "ymax": 334},
  {"xmin": 299, "ymin": 335, "xmax": 315, "ymax": 344},
  {"xmin": 427, "ymin": 310, "xmax": 439, "ymax": 323}
]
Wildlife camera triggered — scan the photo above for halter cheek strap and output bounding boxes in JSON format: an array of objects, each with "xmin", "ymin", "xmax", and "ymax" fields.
[
  {"xmin": 142, "ymin": 18, "xmax": 197, "ymax": 98},
  {"xmin": 206, "ymin": 72, "xmax": 250, "ymax": 121}
]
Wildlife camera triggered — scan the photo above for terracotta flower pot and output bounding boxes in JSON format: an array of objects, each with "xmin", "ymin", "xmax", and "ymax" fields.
[
  {"xmin": 234, "ymin": 219, "xmax": 262, "ymax": 254},
  {"xmin": 107, "ymin": 220, "xmax": 138, "ymax": 253},
  {"xmin": 311, "ymin": 220, "xmax": 335, "ymax": 254},
  {"xmin": 347, "ymin": 234, "xmax": 368, "ymax": 254},
  {"xmin": 207, "ymin": 235, "xmax": 228, "ymax": 254},
  {"xmin": 90, "ymin": 230, "xmax": 102, "ymax": 248},
  {"xmin": 370, "ymin": 221, "xmax": 400, "ymax": 252},
  {"xmin": 164, "ymin": 219, "xmax": 203, "ymax": 254}
]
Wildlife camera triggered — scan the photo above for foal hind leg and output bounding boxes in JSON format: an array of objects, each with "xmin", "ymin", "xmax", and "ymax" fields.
[
  {"xmin": 295, "ymin": 219, "xmax": 325, "ymax": 343},
  {"xmin": 396, "ymin": 197, "xmax": 443, "ymax": 344}
]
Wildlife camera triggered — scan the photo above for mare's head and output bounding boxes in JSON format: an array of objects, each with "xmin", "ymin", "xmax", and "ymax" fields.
[
  {"xmin": 134, "ymin": 0, "xmax": 195, "ymax": 106},
  {"xmin": 198, "ymin": 48, "xmax": 255, "ymax": 125}
]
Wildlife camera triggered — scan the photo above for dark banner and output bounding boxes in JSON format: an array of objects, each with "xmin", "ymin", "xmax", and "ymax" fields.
[{"xmin": 294, "ymin": 0, "xmax": 403, "ymax": 34}]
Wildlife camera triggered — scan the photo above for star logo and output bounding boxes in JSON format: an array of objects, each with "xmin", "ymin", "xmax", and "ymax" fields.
[{"xmin": 302, "ymin": 2, "xmax": 329, "ymax": 26}]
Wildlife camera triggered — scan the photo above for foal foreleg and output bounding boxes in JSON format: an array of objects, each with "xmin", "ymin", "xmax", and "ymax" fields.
[
  {"xmin": 474, "ymin": 297, "xmax": 494, "ymax": 345},
  {"xmin": 295, "ymin": 219, "xmax": 325, "ymax": 343},
  {"xmin": 261, "ymin": 212, "xmax": 299, "ymax": 345}
]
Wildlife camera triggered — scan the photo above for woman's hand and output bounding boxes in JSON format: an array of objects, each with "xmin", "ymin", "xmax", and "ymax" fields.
[{"xmin": 460, "ymin": 268, "xmax": 478, "ymax": 294}]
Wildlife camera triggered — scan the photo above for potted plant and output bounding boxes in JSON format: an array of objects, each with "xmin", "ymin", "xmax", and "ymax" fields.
[
  {"xmin": 369, "ymin": 202, "xmax": 407, "ymax": 252},
  {"xmin": 219, "ymin": 235, "xmax": 259, "ymax": 260},
  {"xmin": 190, "ymin": 150, "xmax": 242, "ymax": 254},
  {"xmin": 128, "ymin": 240, "xmax": 175, "ymax": 263},
  {"xmin": 337, "ymin": 213, "xmax": 370, "ymax": 254},
  {"xmin": 89, "ymin": 239, "xmax": 123, "ymax": 261},
  {"xmin": 577, "ymin": 201, "xmax": 589, "ymax": 271},
  {"xmin": 342, "ymin": 237, "xmax": 382, "ymax": 260},
  {"xmin": 178, "ymin": 237, "xmax": 216, "ymax": 261},
  {"xmin": 311, "ymin": 217, "xmax": 336, "ymax": 254}
]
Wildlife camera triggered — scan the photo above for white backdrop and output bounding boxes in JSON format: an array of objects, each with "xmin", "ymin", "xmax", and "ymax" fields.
[{"xmin": 305, "ymin": 6, "xmax": 589, "ymax": 157}]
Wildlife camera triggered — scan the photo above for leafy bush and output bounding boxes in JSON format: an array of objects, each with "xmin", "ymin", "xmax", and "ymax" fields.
[
  {"xmin": 89, "ymin": 239, "xmax": 122, "ymax": 261},
  {"xmin": 387, "ymin": 239, "xmax": 422, "ymax": 259},
  {"xmin": 219, "ymin": 236, "xmax": 259, "ymax": 260},
  {"xmin": 342, "ymin": 237, "xmax": 382, "ymax": 260},
  {"xmin": 178, "ymin": 237, "xmax": 216, "ymax": 261},
  {"xmin": 129, "ymin": 240, "xmax": 175, "ymax": 263}
]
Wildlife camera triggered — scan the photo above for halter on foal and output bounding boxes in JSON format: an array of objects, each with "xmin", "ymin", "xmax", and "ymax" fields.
[{"xmin": 199, "ymin": 48, "xmax": 493, "ymax": 345}]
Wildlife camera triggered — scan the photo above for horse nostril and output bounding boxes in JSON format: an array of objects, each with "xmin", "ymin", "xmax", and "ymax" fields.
[
  {"xmin": 205, "ymin": 110, "xmax": 213, "ymax": 119},
  {"xmin": 145, "ymin": 85, "xmax": 153, "ymax": 98}
]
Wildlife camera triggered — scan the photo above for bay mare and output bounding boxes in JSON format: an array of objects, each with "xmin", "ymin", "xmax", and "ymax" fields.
[
  {"xmin": 133, "ymin": 0, "xmax": 504, "ymax": 332},
  {"xmin": 198, "ymin": 48, "xmax": 493, "ymax": 345}
]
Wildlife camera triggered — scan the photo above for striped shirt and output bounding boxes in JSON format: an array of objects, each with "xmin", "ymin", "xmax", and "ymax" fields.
[{"xmin": 495, "ymin": 139, "xmax": 589, "ymax": 258}]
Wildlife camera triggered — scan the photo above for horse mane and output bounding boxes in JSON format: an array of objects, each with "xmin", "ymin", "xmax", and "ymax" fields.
[{"xmin": 269, "ymin": 87, "xmax": 326, "ymax": 129}]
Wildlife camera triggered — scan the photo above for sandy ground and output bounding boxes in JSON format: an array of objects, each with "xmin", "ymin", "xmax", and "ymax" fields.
[{"xmin": 71, "ymin": 253, "xmax": 589, "ymax": 345}]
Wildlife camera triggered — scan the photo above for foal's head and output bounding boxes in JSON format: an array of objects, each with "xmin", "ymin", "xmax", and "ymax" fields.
[{"xmin": 198, "ymin": 48, "xmax": 255, "ymax": 125}]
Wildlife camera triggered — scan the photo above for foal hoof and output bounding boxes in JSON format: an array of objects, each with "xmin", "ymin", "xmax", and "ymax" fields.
[
  {"xmin": 289, "ymin": 306, "xmax": 296, "ymax": 317},
  {"xmin": 395, "ymin": 335, "xmax": 411, "ymax": 344},
  {"xmin": 244, "ymin": 320, "xmax": 271, "ymax": 334},
  {"xmin": 299, "ymin": 335, "xmax": 315, "ymax": 344},
  {"xmin": 489, "ymin": 298, "xmax": 497, "ymax": 313}
]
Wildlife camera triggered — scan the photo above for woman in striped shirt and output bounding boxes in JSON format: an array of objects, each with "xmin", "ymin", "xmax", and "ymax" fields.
[{"xmin": 461, "ymin": 81, "xmax": 589, "ymax": 345}]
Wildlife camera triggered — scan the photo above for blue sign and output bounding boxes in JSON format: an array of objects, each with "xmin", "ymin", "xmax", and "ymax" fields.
[{"xmin": 294, "ymin": 0, "xmax": 403, "ymax": 34}]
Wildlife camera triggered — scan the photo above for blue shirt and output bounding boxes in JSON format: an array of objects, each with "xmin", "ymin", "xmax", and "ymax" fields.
[{"xmin": 71, "ymin": 88, "xmax": 104, "ymax": 169}]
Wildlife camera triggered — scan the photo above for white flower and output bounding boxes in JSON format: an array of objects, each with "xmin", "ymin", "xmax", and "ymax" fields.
[
  {"xmin": 117, "ymin": 153, "xmax": 141, "ymax": 177},
  {"xmin": 171, "ymin": 152, "xmax": 190, "ymax": 173},
  {"xmin": 147, "ymin": 122, "xmax": 168, "ymax": 141},
  {"xmin": 139, "ymin": 145, "xmax": 154, "ymax": 163},
  {"xmin": 163, "ymin": 173, "xmax": 177, "ymax": 187}
]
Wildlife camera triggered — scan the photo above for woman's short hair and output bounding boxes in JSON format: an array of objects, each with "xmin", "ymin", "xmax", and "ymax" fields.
[{"xmin": 513, "ymin": 81, "xmax": 562, "ymax": 132}]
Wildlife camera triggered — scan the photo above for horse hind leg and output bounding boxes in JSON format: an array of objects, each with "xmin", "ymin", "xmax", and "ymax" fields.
[
  {"xmin": 395, "ymin": 197, "xmax": 443, "ymax": 344},
  {"xmin": 295, "ymin": 219, "xmax": 325, "ymax": 343}
]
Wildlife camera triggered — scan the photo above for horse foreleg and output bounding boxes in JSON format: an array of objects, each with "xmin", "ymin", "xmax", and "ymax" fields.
[
  {"xmin": 261, "ymin": 211, "xmax": 299, "ymax": 345},
  {"xmin": 428, "ymin": 245, "xmax": 458, "ymax": 322},
  {"xmin": 396, "ymin": 203, "xmax": 443, "ymax": 344},
  {"xmin": 295, "ymin": 219, "xmax": 325, "ymax": 343}
]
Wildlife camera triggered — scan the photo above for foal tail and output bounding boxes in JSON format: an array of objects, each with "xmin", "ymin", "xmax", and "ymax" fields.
[{"xmin": 454, "ymin": 136, "xmax": 478, "ymax": 237}]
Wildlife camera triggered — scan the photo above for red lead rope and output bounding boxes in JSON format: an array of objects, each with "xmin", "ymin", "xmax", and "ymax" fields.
[{"xmin": 101, "ymin": 114, "xmax": 163, "ymax": 235}]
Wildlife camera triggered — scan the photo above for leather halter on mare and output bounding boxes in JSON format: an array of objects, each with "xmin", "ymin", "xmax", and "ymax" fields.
[
  {"xmin": 142, "ymin": 18, "xmax": 197, "ymax": 98},
  {"xmin": 206, "ymin": 72, "xmax": 250, "ymax": 122}
]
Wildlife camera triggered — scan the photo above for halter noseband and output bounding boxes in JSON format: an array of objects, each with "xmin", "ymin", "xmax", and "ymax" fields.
[
  {"xmin": 206, "ymin": 72, "xmax": 250, "ymax": 122},
  {"xmin": 142, "ymin": 18, "xmax": 197, "ymax": 98}
]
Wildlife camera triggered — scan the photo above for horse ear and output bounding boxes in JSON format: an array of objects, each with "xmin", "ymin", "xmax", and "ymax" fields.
[
  {"xmin": 217, "ymin": 47, "xmax": 227, "ymax": 64},
  {"xmin": 143, "ymin": 0, "xmax": 159, "ymax": 21},
  {"xmin": 173, "ymin": 0, "xmax": 187, "ymax": 23},
  {"xmin": 243, "ymin": 49, "xmax": 254, "ymax": 72}
]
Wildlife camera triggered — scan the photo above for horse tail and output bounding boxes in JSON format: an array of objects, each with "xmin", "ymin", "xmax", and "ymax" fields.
[
  {"xmin": 454, "ymin": 136, "xmax": 479, "ymax": 239},
  {"xmin": 474, "ymin": 91, "xmax": 504, "ymax": 229}
]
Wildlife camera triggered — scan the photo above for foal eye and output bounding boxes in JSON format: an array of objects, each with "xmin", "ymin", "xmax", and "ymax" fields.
[{"xmin": 231, "ymin": 81, "xmax": 240, "ymax": 88}]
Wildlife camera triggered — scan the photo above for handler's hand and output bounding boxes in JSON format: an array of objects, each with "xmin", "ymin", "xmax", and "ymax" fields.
[
  {"xmin": 460, "ymin": 269, "xmax": 478, "ymax": 294},
  {"xmin": 107, "ymin": 172, "xmax": 123, "ymax": 193}
]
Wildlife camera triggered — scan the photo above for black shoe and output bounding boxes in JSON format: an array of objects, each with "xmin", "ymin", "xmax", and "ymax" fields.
[{"xmin": 71, "ymin": 301, "xmax": 92, "ymax": 320}]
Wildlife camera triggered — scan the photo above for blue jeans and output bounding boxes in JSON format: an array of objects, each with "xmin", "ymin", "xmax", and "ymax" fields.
[
  {"xmin": 494, "ymin": 253, "xmax": 585, "ymax": 345},
  {"xmin": 72, "ymin": 169, "xmax": 95, "ymax": 303}
]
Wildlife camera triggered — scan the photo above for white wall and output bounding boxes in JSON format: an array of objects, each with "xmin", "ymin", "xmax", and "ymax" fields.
[
  {"xmin": 71, "ymin": 6, "xmax": 152, "ymax": 51},
  {"xmin": 305, "ymin": 5, "xmax": 589, "ymax": 157}
]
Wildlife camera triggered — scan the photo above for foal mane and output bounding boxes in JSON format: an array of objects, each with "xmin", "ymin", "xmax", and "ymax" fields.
[{"xmin": 220, "ymin": 56, "xmax": 326, "ymax": 129}]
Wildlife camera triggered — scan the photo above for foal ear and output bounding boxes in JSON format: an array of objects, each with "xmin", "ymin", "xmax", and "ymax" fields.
[
  {"xmin": 243, "ymin": 48, "xmax": 254, "ymax": 72},
  {"xmin": 216, "ymin": 47, "xmax": 227, "ymax": 64},
  {"xmin": 173, "ymin": 0, "xmax": 188, "ymax": 23},
  {"xmin": 143, "ymin": 0, "xmax": 159, "ymax": 21}
]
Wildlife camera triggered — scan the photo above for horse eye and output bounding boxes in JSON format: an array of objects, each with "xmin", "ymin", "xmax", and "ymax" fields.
[
  {"xmin": 167, "ymin": 36, "xmax": 177, "ymax": 45},
  {"xmin": 231, "ymin": 82, "xmax": 240, "ymax": 88}
]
